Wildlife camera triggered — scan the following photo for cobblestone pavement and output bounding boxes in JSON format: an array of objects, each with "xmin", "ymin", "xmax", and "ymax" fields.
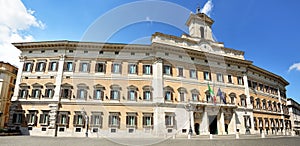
[{"xmin": 0, "ymin": 135, "xmax": 299, "ymax": 146}]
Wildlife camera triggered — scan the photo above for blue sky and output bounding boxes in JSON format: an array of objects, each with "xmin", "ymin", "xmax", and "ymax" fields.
[{"xmin": 0, "ymin": 0, "xmax": 299, "ymax": 102}]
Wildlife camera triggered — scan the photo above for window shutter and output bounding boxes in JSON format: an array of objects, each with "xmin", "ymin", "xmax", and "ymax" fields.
[
  {"xmin": 23, "ymin": 63, "xmax": 26, "ymax": 71},
  {"xmin": 151, "ymin": 117, "xmax": 153, "ymax": 126},
  {"xmin": 51, "ymin": 90, "xmax": 55, "ymax": 98},
  {"xmin": 119, "ymin": 64, "xmax": 122, "ymax": 74},
  {"xmin": 73, "ymin": 115, "xmax": 77, "ymax": 125},
  {"xmin": 117, "ymin": 116, "xmax": 120, "ymax": 129},
  {"xmin": 135, "ymin": 91, "xmax": 137, "ymax": 101},
  {"xmin": 135, "ymin": 65, "xmax": 138, "ymax": 74},
  {"xmin": 42, "ymin": 63, "xmax": 46, "ymax": 72},
  {"xmin": 150, "ymin": 65, "xmax": 153, "ymax": 74},
  {"xmin": 63, "ymin": 62, "xmax": 67, "ymax": 71},
  {"xmin": 84, "ymin": 90, "xmax": 88, "ymax": 99},
  {"xmin": 126, "ymin": 116, "xmax": 129, "ymax": 126},
  {"xmin": 57, "ymin": 114, "xmax": 61, "ymax": 124},
  {"xmin": 26, "ymin": 114, "xmax": 30, "ymax": 124},
  {"xmin": 108, "ymin": 115, "xmax": 112, "ymax": 127},
  {"xmin": 79, "ymin": 63, "xmax": 83, "ymax": 72},
  {"xmin": 127, "ymin": 91, "xmax": 130, "ymax": 100},
  {"xmin": 165, "ymin": 116, "xmax": 168, "ymax": 126},
  {"xmin": 101, "ymin": 91, "xmax": 104, "ymax": 100},
  {"xmin": 111, "ymin": 64, "xmax": 114, "ymax": 73},
  {"xmin": 95, "ymin": 63, "xmax": 99, "ymax": 72},
  {"xmin": 39, "ymin": 114, "xmax": 44, "ymax": 124},
  {"xmin": 68, "ymin": 90, "xmax": 72, "ymax": 99},
  {"xmin": 87, "ymin": 63, "xmax": 90, "ymax": 72},
  {"xmin": 29, "ymin": 63, "xmax": 33, "ymax": 72},
  {"xmin": 143, "ymin": 65, "xmax": 145, "ymax": 74},
  {"xmin": 173, "ymin": 116, "xmax": 176, "ymax": 128},
  {"xmin": 72, "ymin": 63, "xmax": 76, "ymax": 72},
  {"xmin": 103, "ymin": 64, "xmax": 106, "ymax": 73},
  {"xmin": 90, "ymin": 115, "xmax": 94, "ymax": 125},
  {"xmin": 34, "ymin": 115, "xmax": 38, "ymax": 126},
  {"xmin": 135, "ymin": 116, "xmax": 137, "ymax": 128},
  {"xmin": 143, "ymin": 117, "xmax": 146, "ymax": 126}
]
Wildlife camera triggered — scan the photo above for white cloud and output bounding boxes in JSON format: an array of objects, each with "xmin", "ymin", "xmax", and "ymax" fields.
[
  {"xmin": 201, "ymin": 0, "xmax": 214, "ymax": 17},
  {"xmin": 0, "ymin": 0, "xmax": 45, "ymax": 66},
  {"xmin": 289, "ymin": 63, "xmax": 300, "ymax": 72}
]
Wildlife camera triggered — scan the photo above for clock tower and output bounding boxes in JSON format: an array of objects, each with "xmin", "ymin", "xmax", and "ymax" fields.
[{"xmin": 185, "ymin": 7, "xmax": 215, "ymax": 41}]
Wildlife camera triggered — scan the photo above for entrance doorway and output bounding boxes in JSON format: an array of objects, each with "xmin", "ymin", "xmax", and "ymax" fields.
[
  {"xmin": 209, "ymin": 116, "xmax": 218, "ymax": 135},
  {"xmin": 194, "ymin": 123, "xmax": 200, "ymax": 135}
]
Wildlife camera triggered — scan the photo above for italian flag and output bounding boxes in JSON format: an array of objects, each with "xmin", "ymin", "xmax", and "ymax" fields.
[{"xmin": 208, "ymin": 83, "xmax": 216, "ymax": 104}]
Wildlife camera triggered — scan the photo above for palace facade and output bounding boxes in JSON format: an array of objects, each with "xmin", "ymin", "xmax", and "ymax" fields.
[
  {"xmin": 0, "ymin": 62, "xmax": 17, "ymax": 128},
  {"xmin": 8, "ymin": 10, "xmax": 291, "ymax": 137}
]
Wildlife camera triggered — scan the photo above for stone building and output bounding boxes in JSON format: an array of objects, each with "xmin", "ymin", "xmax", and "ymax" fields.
[
  {"xmin": 8, "ymin": 10, "xmax": 291, "ymax": 137},
  {"xmin": 287, "ymin": 98, "xmax": 300, "ymax": 135},
  {"xmin": 0, "ymin": 62, "xmax": 17, "ymax": 128}
]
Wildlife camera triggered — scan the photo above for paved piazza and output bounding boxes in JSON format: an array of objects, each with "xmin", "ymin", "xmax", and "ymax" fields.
[{"xmin": 0, "ymin": 136, "xmax": 299, "ymax": 146}]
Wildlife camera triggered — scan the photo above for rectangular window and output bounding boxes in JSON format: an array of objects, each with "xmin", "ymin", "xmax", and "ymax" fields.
[
  {"xmin": 58, "ymin": 113, "xmax": 69, "ymax": 126},
  {"xmin": 77, "ymin": 89, "xmax": 87, "ymax": 99},
  {"xmin": 143, "ymin": 114, "xmax": 153, "ymax": 128},
  {"xmin": 39, "ymin": 111, "xmax": 49, "ymax": 126},
  {"xmin": 237, "ymin": 77, "xmax": 244, "ymax": 85},
  {"xmin": 18, "ymin": 89, "xmax": 28, "ymax": 99},
  {"xmin": 190, "ymin": 69, "xmax": 197, "ymax": 79},
  {"xmin": 26, "ymin": 111, "xmax": 37, "ymax": 126},
  {"xmin": 23, "ymin": 62, "xmax": 33, "ymax": 72},
  {"xmin": 143, "ymin": 65, "xmax": 152, "ymax": 75},
  {"xmin": 45, "ymin": 89, "xmax": 54, "ymax": 98},
  {"xmin": 60, "ymin": 89, "xmax": 72, "ymax": 99},
  {"xmin": 143, "ymin": 91, "xmax": 152, "ymax": 101},
  {"xmin": 109, "ymin": 113, "xmax": 120, "ymax": 128},
  {"xmin": 248, "ymin": 80, "xmax": 252, "ymax": 87},
  {"xmin": 36, "ymin": 62, "xmax": 46, "ymax": 72},
  {"xmin": 179, "ymin": 92, "xmax": 185, "ymax": 102},
  {"xmin": 95, "ymin": 63, "xmax": 106, "ymax": 73},
  {"xmin": 165, "ymin": 113, "xmax": 175, "ymax": 128},
  {"xmin": 178, "ymin": 67, "xmax": 184, "ymax": 77},
  {"xmin": 217, "ymin": 73, "xmax": 224, "ymax": 82},
  {"xmin": 112, "ymin": 63, "xmax": 122, "ymax": 74},
  {"xmin": 165, "ymin": 91, "xmax": 172, "ymax": 101},
  {"xmin": 12, "ymin": 113, "xmax": 23, "ymax": 124},
  {"xmin": 32, "ymin": 89, "xmax": 41, "ymax": 99},
  {"xmin": 126, "ymin": 114, "xmax": 137, "ymax": 128},
  {"xmin": 192, "ymin": 94, "xmax": 198, "ymax": 101},
  {"xmin": 163, "ymin": 65, "xmax": 172, "ymax": 75},
  {"xmin": 73, "ymin": 114, "xmax": 84, "ymax": 127},
  {"xmin": 128, "ymin": 91, "xmax": 136, "ymax": 101},
  {"xmin": 228, "ymin": 75, "xmax": 233, "ymax": 83},
  {"xmin": 110, "ymin": 90, "xmax": 120, "ymax": 100},
  {"xmin": 128, "ymin": 64, "xmax": 137, "ymax": 74},
  {"xmin": 48, "ymin": 62, "xmax": 58, "ymax": 72},
  {"xmin": 80, "ymin": 62, "xmax": 90, "ymax": 72},
  {"xmin": 64, "ymin": 62, "xmax": 74, "ymax": 72},
  {"xmin": 204, "ymin": 71, "xmax": 211, "ymax": 81},
  {"xmin": 90, "ymin": 114, "xmax": 102, "ymax": 127},
  {"xmin": 94, "ymin": 89, "xmax": 103, "ymax": 100},
  {"xmin": 259, "ymin": 84, "xmax": 264, "ymax": 91}
]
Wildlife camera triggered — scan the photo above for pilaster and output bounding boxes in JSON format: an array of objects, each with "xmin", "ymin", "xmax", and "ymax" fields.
[
  {"xmin": 53, "ymin": 55, "xmax": 65, "ymax": 101},
  {"xmin": 152, "ymin": 58, "xmax": 163, "ymax": 103},
  {"xmin": 200, "ymin": 107, "xmax": 209, "ymax": 135}
]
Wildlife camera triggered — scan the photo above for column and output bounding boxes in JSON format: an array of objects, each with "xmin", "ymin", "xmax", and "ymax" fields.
[
  {"xmin": 243, "ymin": 73, "xmax": 251, "ymax": 108},
  {"xmin": 152, "ymin": 58, "xmax": 163, "ymax": 103},
  {"xmin": 277, "ymin": 88, "xmax": 286, "ymax": 135},
  {"xmin": 229, "ymin": 110, "xmax": 237, "ymax": 134},
  {"xmin": 191, "ymin": 111, "xmax": 195, "ymax": 134},
  {"xmin": 53, "ymin": 55, "xmax": 65, "ymax": 101},
  {"xmin": 200, "ymin": 107, "xmax": 209, "ymax": 135},
  {"xmin": 11, "ymin": 56, "xmax": 25, "ymax": 101},
  {"xmin": 153, "ymin": 103, "xmax": 164, "ymax": 137},
  {"xmin": 218, "ymin": 109, "xmax": 225, "ymax": 135}
]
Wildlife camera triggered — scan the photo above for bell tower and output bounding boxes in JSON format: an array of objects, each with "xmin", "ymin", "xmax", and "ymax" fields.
[{"xmin": 186, "ymin": 7, "xmax": 215, "ymax": 41}]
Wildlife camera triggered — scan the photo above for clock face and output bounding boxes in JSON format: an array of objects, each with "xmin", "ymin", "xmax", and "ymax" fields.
[{"xmin": 200, "ymin": 43, "xmax": 213, "ymax": 52}]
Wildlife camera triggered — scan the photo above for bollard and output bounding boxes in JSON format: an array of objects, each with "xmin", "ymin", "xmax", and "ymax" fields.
[
  {"xmin": 261, "ymin": 132, "xmax": 265, "ymax": 138},
  {"xmin": 188, "ymin": 134, "xmax": 191, "ymax": 139},
  {"xmin": 210, "ymin": 134, "xmax": 213, "ymax": 139},
  {"xmin": 236, "ymin": 133, "xmax": 240, "ymax": 139},
  {"xmin": 173, "ymin": 134, "xmax": 176, "ymax": 139}
]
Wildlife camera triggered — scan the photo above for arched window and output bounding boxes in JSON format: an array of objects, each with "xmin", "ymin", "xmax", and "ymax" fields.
[
  {"xmin": 191, "ymin": 89, "xmax": 200, "ymax": 102},
  {"xmin": 93, "ymin": 84, "xmax": 105, "ymax": 100},
  {"xmin": 240, "ymin": 94, "xmax": 247, "ymax": 107},
  {"xmin": 164, "ymin": 86, "xmax": 174, "ymax": 102},
  {"xmin": 60, "ymin": 83, "xmax": 73, "ymax": 99},
  {"xmin": 262, "ymin": 99, "xmax": 266, "ymax": 110},
  {"xmin": 31, "ymin": 83, "xmax": 43, "ymax": 99},
  {"xmin": 255, "ymin": 98, "xmax": 261, "ymax": 109},
  {"xmin": 143, "ymin": 85, "xmax": 153, "ymax": 101},
  {"xmin": 110, "ymin": 84, "xmax": 122, "ymax": 101},
  {"xmin": 177, "ymin": 87, "xmax": 187, "ymax": 102},
  {"xmin": 18, "ymin": 83, "xmax": 30, "ymax": 99},
  {"xmin": 229, "ymin": 93, "xmax": 236, "ymax": 104},
  {"xmin": 77, "ymin": 83, "xmax": 89, "ymax": 100},
  {"xmin": 127, "ymin": 85, "xmax": 138, "ymax": 101},
  {"xmin": 45, "ymin": 82, "xmax": 55, "ymax": 98}
]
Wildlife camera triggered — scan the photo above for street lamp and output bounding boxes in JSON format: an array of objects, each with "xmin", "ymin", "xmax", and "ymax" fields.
[
  {"xmin": 185, "ymin": 102, "xmax": 194, "ymax": 139},
  {"xmin": 81, "ymin": 109, "xmax": 89, "ymax": 137}
]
